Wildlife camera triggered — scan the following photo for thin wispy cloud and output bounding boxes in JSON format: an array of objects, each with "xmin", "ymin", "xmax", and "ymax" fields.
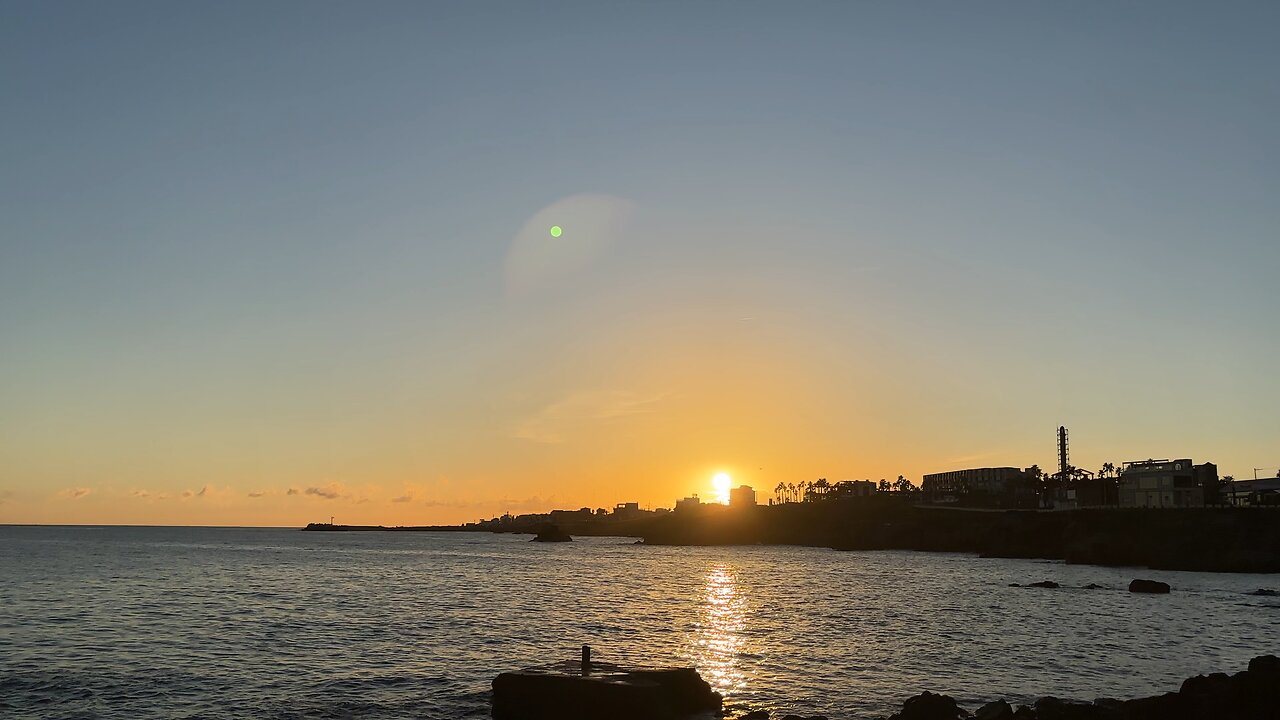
[
  {"xmin": 515, "ymin": 390, "xmax": 667, "ymax": 444},
  {"xmin": 944, "ymin": 451, "xmax": 1005, "ymax": 466},
  {"xmin": 58, "ymin": 487, "xmax": 92, "ymax": 499}
]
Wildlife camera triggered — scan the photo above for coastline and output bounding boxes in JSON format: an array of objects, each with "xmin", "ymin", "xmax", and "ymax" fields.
[{"xmin": 309, "ymin": 500, "xmax": 1280, "ymax": 573}]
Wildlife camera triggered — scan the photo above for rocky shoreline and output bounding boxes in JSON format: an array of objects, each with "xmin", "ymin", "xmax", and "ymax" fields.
[
  {"xmin": 640, "ymin": 503, "xmax": 1280, "ymax": 573},
  {"xmin": 722, "ymin": 655, "xmax": 1280, "ymax": 720}
]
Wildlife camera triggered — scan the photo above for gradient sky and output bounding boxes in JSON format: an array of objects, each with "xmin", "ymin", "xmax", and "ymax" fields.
[{"xmin": 2, "ymin": 2, "xmax": 1277, "ymax": 526}]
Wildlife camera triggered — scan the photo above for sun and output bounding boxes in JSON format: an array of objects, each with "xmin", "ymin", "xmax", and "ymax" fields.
[{"xmin": 712, "ymin": 472, "xmax": 732, "ymax": 504}]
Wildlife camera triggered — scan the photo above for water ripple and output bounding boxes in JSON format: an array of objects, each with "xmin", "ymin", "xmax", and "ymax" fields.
[{"xmin": 1, "ymin": 527, "xmax": 1276, "ymax": 719}]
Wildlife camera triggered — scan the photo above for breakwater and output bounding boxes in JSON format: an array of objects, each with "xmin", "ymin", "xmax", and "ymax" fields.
[{"xmin": 639, "ymin": 501, "xmax": 1280, "ymax": 573}]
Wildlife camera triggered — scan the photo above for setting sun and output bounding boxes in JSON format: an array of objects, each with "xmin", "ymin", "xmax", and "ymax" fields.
[{"xmin": 712, "ymin": 472, "xmax": 732, "ymax": 504}]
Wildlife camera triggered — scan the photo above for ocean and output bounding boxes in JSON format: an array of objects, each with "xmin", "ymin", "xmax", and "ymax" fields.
[{"xmin": 1, "ymin": 526, "xmax": 1276, "ymax": 719}]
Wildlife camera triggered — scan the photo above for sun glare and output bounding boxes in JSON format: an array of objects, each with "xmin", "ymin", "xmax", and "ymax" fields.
[{"xmin": 712, "ymin": 472, "xmax": 732, "ymax": 504}]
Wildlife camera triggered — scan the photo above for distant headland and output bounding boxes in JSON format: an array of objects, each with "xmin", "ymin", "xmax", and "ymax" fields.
[
  {"xmin": 305, "ymin": 497, "xmax": 1280, "ymax": 574},
  {"xmin": 305, "ymin": 427, "xmax": 1280, "ymax": 573}
]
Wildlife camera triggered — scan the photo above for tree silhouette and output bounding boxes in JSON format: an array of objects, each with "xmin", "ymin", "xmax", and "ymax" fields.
[
  {"xmin": 810, "ymin": 478, "xmax": 830, "ymax": 500},
  {"xmin": 878, "ymin": 478, "xmax": 890, "ymax": 492}
]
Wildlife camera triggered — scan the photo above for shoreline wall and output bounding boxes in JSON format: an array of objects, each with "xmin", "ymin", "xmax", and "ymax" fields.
[{"xmin": 639, "ymin": 501, "xmax": 1280, "ymax": 573}]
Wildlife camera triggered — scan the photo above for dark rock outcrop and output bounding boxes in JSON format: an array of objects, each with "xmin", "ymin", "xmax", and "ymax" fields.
[
  {"xmin": 974, "ymin": 700, "xmax": 1013, "ymax": 720},
  {"xmin": 880, "ymin": 655, "xmax": 1280, "ymax": 719},
  {"xmin": 531, "ymin": 523, "xmax": 572, "ymax": 542},
  {"xmin": 1127, "ymin": 579, "xmax": 1170, "ymax": 594},
  {"xmin": 1026, "ymin": 581, "xmax": 1060, "ymax": 589},
  {"xmin": 1247, "ymin": 588, "xmax": 1277, "ymax": 596},
  {"xmin": 492, "ymin": 660, "xmax": 720, "ymax": 719},
  {"xmin": 889, "ymin": 691, "xmax": 967, "ymax": 720}
]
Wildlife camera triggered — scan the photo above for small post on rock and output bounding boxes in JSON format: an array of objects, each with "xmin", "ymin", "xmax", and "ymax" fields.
[{"xmin": 581, "ymin": 644, "xmax": 591, "ymax": 674}]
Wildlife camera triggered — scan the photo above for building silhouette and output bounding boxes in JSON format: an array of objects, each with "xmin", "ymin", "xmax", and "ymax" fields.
[{"xmin": 729, "ymin": 485, "xmax": 756, "ymax": 508}]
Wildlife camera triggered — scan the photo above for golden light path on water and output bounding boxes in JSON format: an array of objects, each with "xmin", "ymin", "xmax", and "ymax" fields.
[{"xmin": 689, "ymin": 563, "xmax": 749, "ymax": 697}]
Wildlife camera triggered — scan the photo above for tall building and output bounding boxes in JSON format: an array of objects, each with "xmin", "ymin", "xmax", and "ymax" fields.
[
  {"xmin": 729, "ymin": 485, "xmax": 756, "ymax": 508},
  {"xmin": 1118, "ymin": 459, "xmax": 1211, "ymax": 508}
]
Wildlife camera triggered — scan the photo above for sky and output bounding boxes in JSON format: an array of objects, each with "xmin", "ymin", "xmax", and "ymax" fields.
[{"xmin": 2, "ymin": 1, "xmax": 1277, "ymax": 526}]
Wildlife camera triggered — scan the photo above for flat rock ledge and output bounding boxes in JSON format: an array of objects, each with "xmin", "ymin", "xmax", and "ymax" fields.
[
  {"xmin": 493, "ymin": 660, "xmax": 721, "ymax": 720},
  {"xmin": 879, "ymin": 654, "xmax": 1280, "ymax": 720},
  {"xmin": 530, "ymin": 523, "xmax": 572, "ymax": 542}
]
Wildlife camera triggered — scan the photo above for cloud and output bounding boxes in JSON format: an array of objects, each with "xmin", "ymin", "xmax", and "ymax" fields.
[
  {"xmin": 131, "ymin": 489, "xmax": 151, "ymax": 498},
  {"xmin": 181, "ymin": 490, "xmax": 193, "ymax": 498},
  {"xmin": 304, "ymin": 484, "xmax": 344, "ymax": 500},
  {"xmin": 945, "ymin": 451, "xmax": 1004, "ymax": 465},
  {"xmin": 58, "ymin": 487, "xmax": 92, "ymax": 499},
  {"xmin": 287, "ymin": 488, "xmax": 300, "ymax": 496},
  {"xmin": 418, "ymin": 496, "xmax": 554, "ymax": 512},
  {"xmin": 197, "ymin": 486, "xmax": 209, "ymax": 497},
  {"xmin": 391, "ymin": 495, "xmax": 413, "ymax": 503},
  {"xmin": 515, "ymin": 390, "xmax": 666, "ymax": 444},
  {"xmin": 247, "ymin": 491, "xmax": 265, "ymax": 498}
]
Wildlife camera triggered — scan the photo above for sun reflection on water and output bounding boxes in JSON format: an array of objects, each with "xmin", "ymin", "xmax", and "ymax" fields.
[{"xmin": 689, "ymin": 563, "xmax": 749, "ymax": 697}]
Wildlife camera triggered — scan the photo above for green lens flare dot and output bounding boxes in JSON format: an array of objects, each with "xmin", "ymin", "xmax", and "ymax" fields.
[{"xmin": 549, "ymin": 226, "xmax": 562, "ymax": 237}]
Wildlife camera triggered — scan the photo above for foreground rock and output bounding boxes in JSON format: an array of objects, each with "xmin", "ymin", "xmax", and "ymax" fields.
[
  {"xmin": 493, "ymin": 659, "xmax": 720, "ymax": 719},
  {"xmin": 531, "ymin": 523, "xmax": 572, "ymax": 542},
  {"xmin": 1127, "ymin": 579, "xmax": 1170, "ymax": 594},
  {"xmin": 881, "ymin": 654, "xmax": 1280, "ymax": 719}
]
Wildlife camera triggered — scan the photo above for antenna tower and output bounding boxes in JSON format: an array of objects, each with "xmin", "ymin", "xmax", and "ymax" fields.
[{"xmin": 1057, "ymin": 426, "xmax": 1069, "ymax": 477}]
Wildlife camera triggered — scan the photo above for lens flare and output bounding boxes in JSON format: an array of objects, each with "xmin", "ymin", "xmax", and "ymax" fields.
[{"xmin": 549, "ymin": 225, "xmax": 562, "ymax": 237}]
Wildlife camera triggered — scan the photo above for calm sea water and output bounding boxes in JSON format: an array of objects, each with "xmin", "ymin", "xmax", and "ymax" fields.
[{"xmin": 1, "ymin": 526, "xmax": 1277, "ymax": 719}]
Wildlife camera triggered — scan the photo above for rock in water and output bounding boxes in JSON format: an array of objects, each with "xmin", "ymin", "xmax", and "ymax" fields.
[
  {"xmin": 1128, "ymin": 579, "xmax": 1171, "ymax": 594},
  {"xmin": 974, "ymin": 699, "xmax": 1013, "ymax": 720},
  {"xmin": 531, "ymin": 523, "xmax": 572, "ymax": 542},
  {"xmin": 1026, "ymin": 580, "xmax": 1060, "ymax": 589},
  {"xmin": 492, "ymin": 660, "xmax": 720, "ymax": 720},
  {"xmin": 889, "ymin": 691, "xmax": 966, "ymax": 720}
]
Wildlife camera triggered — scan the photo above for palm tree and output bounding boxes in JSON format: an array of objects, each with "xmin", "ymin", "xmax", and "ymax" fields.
[
  {"xmin": 811, "ymin": 478, "xmax": 831, "ymax": 500},
  {"xmin": 775, "ymin": 482, "xmax": 786, "ymax": 504}
]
